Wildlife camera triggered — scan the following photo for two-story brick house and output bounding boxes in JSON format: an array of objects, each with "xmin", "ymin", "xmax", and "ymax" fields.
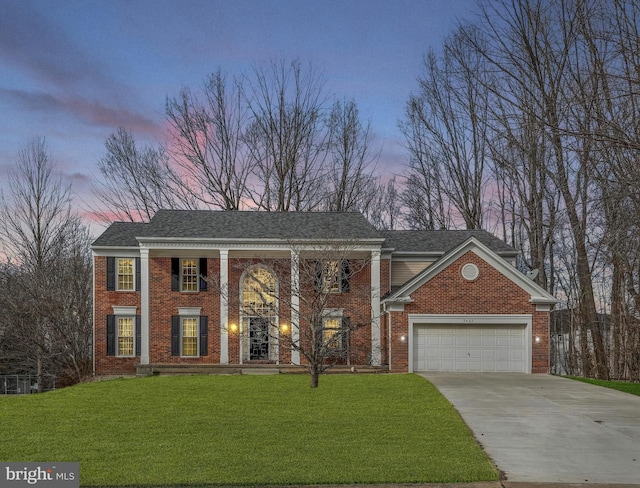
[{"xmin": 92, "ymin": 210, "xmax": 556, "ymax": 375}]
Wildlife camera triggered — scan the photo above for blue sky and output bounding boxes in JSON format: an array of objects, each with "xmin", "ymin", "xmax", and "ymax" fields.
[{"xmin": 0, "ymin": 0, "xmax": 480, "ymax": 227}]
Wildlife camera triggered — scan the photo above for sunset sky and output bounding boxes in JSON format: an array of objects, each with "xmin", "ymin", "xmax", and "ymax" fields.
[{"xmin": 0, "ymin": 0, "xmax": 480, "ymax": 231}]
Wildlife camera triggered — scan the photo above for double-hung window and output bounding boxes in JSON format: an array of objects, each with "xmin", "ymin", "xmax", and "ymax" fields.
[
  {"xmin": 322, "ymin": 261, "xmax": 341, "ymax": 293},
  {"xmin": 117, "ymin": 317, "xmax": 135, "ymax": 356},
  {"xmin": 181, "ymin": 317, "xmax": 199, "ymax": 356},
  {"xmin": 171, "ymin": 309, "xmax": 208, "ymax": 357},
  {"xmin": 106, "ymin": 307, "xmax": 140, "ymax": 357},
  {"xmin": 171, "ymin": 258, "xmax": 208, "ymax": 292},
  {"xmin": 317, "ymin": 260, "xmax": 350, "ymax": 293},
  {"xmin": 106, "ymin": 257, "xmax": 139, "ymax": 291},
  {"xmin": 322, "ymin": 309, "xmax": 347, "ymax": 352},
  {"xmin": 182, "ymin": 259, "xmax": 198, "ymax": 292},
  {"xmin": 117, "ymin": 258, "xmax": 135, "ymax": 291}
]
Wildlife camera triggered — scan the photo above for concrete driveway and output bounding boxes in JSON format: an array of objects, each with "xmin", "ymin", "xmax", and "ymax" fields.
[{"xmin": 420, "ymin": 373, "xmax": 640, "ymax": 484}]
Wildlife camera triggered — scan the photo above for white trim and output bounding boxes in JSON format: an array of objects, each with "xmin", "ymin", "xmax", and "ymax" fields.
[
  {"xmin": 112, "ymin": 306, "xmax": 137, "ymax": 315},
  {"xmin": 408, "ymin": 314, "xmax": 533, "ymax": 373},
  {"xmin": 115, "ymin": 257, "xmax": 136, "ymax": 291},
  {"xmin": 385, "ymin": 237, "xmax": 558, "ymax": 306},
  {"xmin": 92, "ymin": 248, "xmax": 141, "ymax": 257},
  {"xmin": 290, "ymin": 250, "xmax": 300, "ymax": 365},
  {"xmin": 220, "ymin": 249, "xmax": 229, "ymax": 364},
  {"xmin": 239, "ymin": 265, "xmax": 279, "ymax": 363},
  {"xmin": 178, "ymin": 307, "xmax": 202, "ymax": 316},
  {"xmin": 140, "ymin": 248, "xmax": 150, "ymax": 365},
  {"xmin": 371, "ymin": 250, "xmax": 381, "ymax": 366}
]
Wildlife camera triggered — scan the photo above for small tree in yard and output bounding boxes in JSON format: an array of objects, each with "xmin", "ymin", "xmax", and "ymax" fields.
[{"xmin": 225, "ymin": 242, "xmax": 377, "ymax": 388}]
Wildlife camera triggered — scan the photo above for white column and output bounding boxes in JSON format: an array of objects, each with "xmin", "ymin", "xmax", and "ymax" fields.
[
  {"xmin": 140, "ymin": 248, "xmax": 150, "ymax": 365},
  {"xmin": 220, "ymin": 249, "xmax": 229, "ymax": 364},
  {"xmin": 290, "ymin": 249, "xmax": 300, "ymax": 365},
  {"xmin": 371, "ymin": 250, "xmax": 381, "ymax": 366}
]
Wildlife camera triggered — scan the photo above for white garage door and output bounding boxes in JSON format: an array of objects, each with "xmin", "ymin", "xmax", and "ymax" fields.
[{"xmin": 413, "ymin": 324, "xmax": 526, "ymax": 372}]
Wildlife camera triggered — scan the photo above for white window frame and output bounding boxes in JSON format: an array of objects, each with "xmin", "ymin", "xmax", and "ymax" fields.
[
  {"xmin": 116, "ymin": 316, "xmax": 135, "ymax": 357},
  {"xmin": 322, "ymin": 308, "xmax": 344, "ymax": 350},
  {"xmin": 180, "ymin": 316, "xmax": 200, "ymax": 357},
  {"xmin": 178, "ymin": 308, "xmax": 202, "ymax": 358},
  {"xmin": 322, "ymin": 260, "xmax": 342, "ymax": 294},
  {"xmin": 116, "ymin": 257, "xmax": 135, "ymax": 291},
  {"xmin": 181, "ymin": 258, "xmax": 199, "ymax": 292},
  {"xmin": 112, "ymin": 306, "xmax": 137, "ymax": 357}
]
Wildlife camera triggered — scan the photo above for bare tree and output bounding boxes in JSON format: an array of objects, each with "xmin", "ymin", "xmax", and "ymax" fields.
[
  {"xmin": 166, "ymin": 69, "xmax": 251, "ymax": 210},
  {"xmin": 0, "ymin": 138, "xmax": 93, "ymax": 388},
  {"xmin": 324, "ymin": 98, "xmax": 380, "ymax": 212},
  {"xmin": 223, "ymin": 243, "xmax": 375, "ymax": 388},
  {"xmin": 402, "ymin": 27, "xmax": 493, "ymax": 230},
  {"xmin": 243, "ymin": 59, "xmax": 329, "ymax": 211},
  {"xmin": 93, "ymin": 128, "xmax": 194, "ymax": 222}
]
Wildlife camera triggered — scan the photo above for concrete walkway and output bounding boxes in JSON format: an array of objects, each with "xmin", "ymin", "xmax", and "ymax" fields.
[{"xmin": 420, "ymin": 373, "xmax": 640, "ymax": 484}]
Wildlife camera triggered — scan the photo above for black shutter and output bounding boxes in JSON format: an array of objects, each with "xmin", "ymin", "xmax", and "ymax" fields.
[
  {"xmin": 106, "ymin": 315, "xmax": 116, "ymax": 356},
  {"xmin": 171, "ymin": 258, "xmax": 180, "ymax": 291},
  {"xmin": 314, "ymin": 261, "xmax": 323, "ymax": 293},
  {"xmin": 199, "ymin": 258, "xmax": 208, "ymax": 291},
  {"xmin": 135, "ymin": 315, "xmax": 141, "ymax": 357},
  {"xmin": 341, "ymin": 260, "xmax": 351, "ymax": 292},
  {"xmin": 106, "ymin": 257, "xmax": 116, "ymax": 291},
  {"xmin": 171, "ymin": 316, "xmax": 180, "ymax": 356},
  {"xmin": 342, "ymin": 316, "xmax": 351, "ymax": 355},
  {"xmin": 135, "ymin": 257, "xmax": 141, "ymax": 291},
  {"xmin": 199, "ymin": 316, "xmax": 208, "ymax": 356}
]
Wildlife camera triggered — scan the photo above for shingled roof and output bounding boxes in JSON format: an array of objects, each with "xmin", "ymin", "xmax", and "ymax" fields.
[
  {"xmin": 92, "ymin": 210, "xmax": 517, "ymax": 256},
  {"xmin": 380, "ymin": 229, "xmax": 518, "ymax": 256},
  {"xmin": 92, "ymin": 210, "xmax": 383, "ymax": 247}
]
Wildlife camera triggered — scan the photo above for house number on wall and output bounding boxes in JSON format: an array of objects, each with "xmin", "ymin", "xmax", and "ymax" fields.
[{"xmin": 463, "ymin": 318, "xmax": 475, "ymax": 323}]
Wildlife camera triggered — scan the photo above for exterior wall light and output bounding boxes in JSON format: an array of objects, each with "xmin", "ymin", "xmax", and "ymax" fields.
[
  {"xmin": 535, "ymin": 336, "xmax": 541, "ymax": 343},
  {"xmin": 400, "ymin": 335, "xmax": 406, "ymax": 342},
  {"xmin": 229, "ymin": 323, "xmax": 238, "ymax": 333},
  {"xmin": 280, "ymin": 323, "xmax": 289, "ymax": 333}
]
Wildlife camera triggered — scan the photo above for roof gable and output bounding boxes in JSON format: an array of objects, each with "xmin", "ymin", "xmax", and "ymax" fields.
[
  {"xmin": 384, "ymin": 236, "xmax": 557, "ymax": 306},
  {"xmin": 380, "ymin": 229, "xmax": 518, "ymax": 256}
]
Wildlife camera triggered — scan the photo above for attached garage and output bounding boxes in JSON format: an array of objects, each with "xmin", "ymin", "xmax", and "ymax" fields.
[{"xmin": 409, "ymin": 315, "xmax": 532, "ymax": 373}]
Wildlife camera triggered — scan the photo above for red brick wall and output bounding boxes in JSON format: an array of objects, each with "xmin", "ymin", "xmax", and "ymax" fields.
[
  {"xmin": 94, "ymin": 256, "xmax": 141, "ymax": 375},
  {"xmin": 148, "ymin": 257, "xmax": 220, "ymax": 365},
  {"xmin": 388, "ymin": 251, "xmax": 550, "ymax": 373}
]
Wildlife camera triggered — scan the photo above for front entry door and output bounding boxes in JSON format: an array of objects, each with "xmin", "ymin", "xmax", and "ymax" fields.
[{"xmin": 249, "ymin": 317, "xmax": 270, "ymax": 360}]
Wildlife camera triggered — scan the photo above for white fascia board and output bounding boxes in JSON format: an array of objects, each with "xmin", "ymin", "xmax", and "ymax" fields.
[
  {"xmin": 92, "ymin": 247, "xmax": 140, "ymax": 257},
  {"xmin": 134, "ymin": 237, "xmax": 383, "ymax": 254},
  {"xmin": 390, "ymin": 237, "xmax": 558, "ymax": 305}
]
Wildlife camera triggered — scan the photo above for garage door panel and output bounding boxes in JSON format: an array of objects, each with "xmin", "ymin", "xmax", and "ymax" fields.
[{"xmin": 414, "ymin": 323, "xmax": 526, "ymax": 373}]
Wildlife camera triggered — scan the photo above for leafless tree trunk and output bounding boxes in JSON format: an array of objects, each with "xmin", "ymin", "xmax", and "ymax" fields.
[
  {"xmin": 243, "ymin": 59, "xmax": 329, "ymax": 211},
  {"xmin": 0, "ymin": 138, "xmax": 93, "ymax": 387},
  {"xmin": 92, "ymin": 128, "xmax": 194, "ymax": 222},
  {"xmin": 166, "ymin": 69, "xmax": 251, "ymax": 210},
  {"xmin": 402, "ymin": 28, "xmax": 492, "ymax": 230}
]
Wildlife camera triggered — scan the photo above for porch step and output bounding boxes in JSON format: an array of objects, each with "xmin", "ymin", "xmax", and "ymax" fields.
[
  {"xmin": 136, "ymin": 363, "xmax": 387, "ymax": 376},
  {"xmin": 241, "ymin": 368, "xmax": 280, "ymax": 375}
]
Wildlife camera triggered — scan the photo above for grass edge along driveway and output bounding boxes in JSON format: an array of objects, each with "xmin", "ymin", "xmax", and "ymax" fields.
[
  {"xmin": 567, "ymin": 375, "xmax": 640, "ymax": 396},
  {"xmin": 0, "ymin": 374, "xmax": 498, "ymax": 486}
]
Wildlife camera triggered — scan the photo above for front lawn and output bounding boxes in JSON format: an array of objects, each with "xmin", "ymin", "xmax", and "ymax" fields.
[
  {"xmin": 567, "ymin": 376, "xmax": 640, "ymax": 396},
  {"xmin": 0, "ymin": 374, "xmax": 497, "ymax": 486}
]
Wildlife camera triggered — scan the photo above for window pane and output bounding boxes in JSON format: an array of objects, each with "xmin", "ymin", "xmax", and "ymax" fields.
[
  {"xmin": 118, "ymin": 258, "xmax": 134, "ymax": 290},
  {"xmin": 182, "ymin": 318, "xmax": 198, "ymax": 356},
  {"xmin": 323, "ymin": 261, "xmax": 340, "ymax": 293},
  {"xmin": 323, "ymin": 317, "xmax": 341, "ymax": 347},
  {"xmin": 118, "ymin": 317, "xmax": 134, "ymax": 355},
  {"xmin": 182, "ymin": 259, "xmax": 198, "ymax": 291},
  {"xmin": 242, "ymin": 268, "xmax": 276, "ymax": 315}
]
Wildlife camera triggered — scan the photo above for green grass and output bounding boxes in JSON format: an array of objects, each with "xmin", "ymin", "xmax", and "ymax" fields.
[
  {"xmin": 567, "ymin": 376, "xmax": 640, "ymax": 396},
  {"xmin": 0, "ymin": 374, "xmax": 497, "ymax": 486}
]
